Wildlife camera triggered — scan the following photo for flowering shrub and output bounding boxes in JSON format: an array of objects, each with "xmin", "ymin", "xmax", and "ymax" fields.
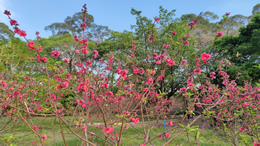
[{"xmin": 0, "ymin": 4, "xmax": 259, "ymax": 146}]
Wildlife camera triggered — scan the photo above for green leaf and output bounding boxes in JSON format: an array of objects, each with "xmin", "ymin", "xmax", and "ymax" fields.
[{"xmin": 178, "ymin": 123, "xmax": 186, "ymax": 128}]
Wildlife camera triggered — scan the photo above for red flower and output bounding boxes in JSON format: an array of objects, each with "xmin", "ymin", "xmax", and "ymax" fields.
[
  {"xmin": 216, "ymin": 32, "xmax": 223, "ymax": 37},
  {"xmin": 42, "ymin": 135, "xmax": 47, "ymax": 141},
  {"xmin": 172, "ymin": 31, "xmax": 177, "ymax": 35},
  {"xmin": 26, "ymin": 42, "xmax": 37, "ymax": 50},
  {"xmin": 134, "ymin": 118, "xmax": 139, "ymax": 124},
  {"xmin": 201, "ymin": 52, "xmax": 211, "ymax": 63},
  {"xmin": 181, "ymin": 60, "xmax": 187, "ymax": 66},
  {"xmin": 33, "ymin": 126, "xmax": 38, "ymax": 131},
  {"xmin": 194, "ymin": 67, "xmax": 201, "ymax": 74},
  {"xmin": 188, "ymin": 19, "xmax": 198, "ymax": 27},
  {"xmin": 180, "ymin": 87, "xmax": 187, "ymax": 92},
  {"xmin": 225, "ymin": 12, "xmax": 230, "ymax": 16},
  {"xmin": 148, "ymin": 35, "xmax": 156, "ymax": 42},
  {"xmin": 41, "ymin": 57, "xmax": 48, "ymax": 62},
  {"xmin": 155, "ymin": 18, "xmax": 159, "ymax": 23},
  {"xmin": 51, "ymin": 51, "xmax": 60, "ymax": 58},
  {"xmin": 133, "ymin": 68, "xmax": 139, "ymax": 74},
  {"xmin": 239, "ymin": 127, "xmax": 244, "ymax": 131},
  {"xmin": 19, "ymin": 30, "xmax": 27, "ymax": 37},
  {"xmin": 14, "ymin": 27, "xmax": 20, "ymax": 34},
  {"xmin": 167, "ymin": 59, "xmax": 175, "ymax": 66},
  {"xmin": 4, "ymin": 10, "xmax": 11, "ymax": 15},
  {"xmin": 169, "ymin": 121, "xmax": 173, "ymax": 126},
  {"xmin": 10, "ymin": 20, "xmax": 17, "ymax": 25},
  {"xmin": 86, "ymin": 60, "xmax": 92, "ymax": 66},
  {"xmin": 37, "ymin": 106, "xmax": 42, "ymax": 111},
  {"xmin": 81, "ymin": 49, "xmax": 88, "ymax": 54},
  {"xmin": 63, "ymin": 58, "xmax": 69, "ymax": 63},
  {"xmin": 103, "ymin": 126, "xmax": 114, "ymax": 134}
]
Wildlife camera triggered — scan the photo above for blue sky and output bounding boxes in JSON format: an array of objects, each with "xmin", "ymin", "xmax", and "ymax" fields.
[{"xmin": 0, "ymin": 0, "xmax": 259, "ymax": 40}]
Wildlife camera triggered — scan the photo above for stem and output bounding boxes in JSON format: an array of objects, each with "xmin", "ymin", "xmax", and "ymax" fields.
[
  {"xmin": 17, "ymin": 111, "xmax": 44, "ymax": 146},
  {"xmin": 58, "ymin": 116, "xmax": 67, "ymax": 146},
  {"xmin": 58, "ymin": 116, "xmax": 96, "ymax": 146}
]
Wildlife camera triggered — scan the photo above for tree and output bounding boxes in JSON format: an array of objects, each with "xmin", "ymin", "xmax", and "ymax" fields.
[
  {"xmin": 45, "ymin": 12, "xmax": 111, "ymax": 42},
  {"xmin": 97, "ymin": 6, "xmax": 198, "ymax": 99},
  {"xmin": 213, "ymin": 14, "xmax": 260, "ymax": 85},
  {"xmin": 0, "ymin": 22, "xmax": 14, "ymax": 40},
  {"xmin": 252, "ymin": 3, "xmax": 260, "ymax": 15},
  {"xmin": 0, "ymin": 38, "xmax": 35, "ymax": 79},
  {"xmin": 45, "ymin": 12, "xmax": 94, "ymax": 36}
]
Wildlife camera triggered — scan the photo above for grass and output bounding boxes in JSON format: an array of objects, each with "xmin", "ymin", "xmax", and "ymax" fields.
[{"xmin": 0, "ymin": 116, "xmax": 252, "ymax": 146}]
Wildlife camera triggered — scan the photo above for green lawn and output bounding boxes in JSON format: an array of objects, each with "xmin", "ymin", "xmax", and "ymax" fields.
[{"xmin": 0, "ymin": 117, "xmax": 250, "ymax": 146}]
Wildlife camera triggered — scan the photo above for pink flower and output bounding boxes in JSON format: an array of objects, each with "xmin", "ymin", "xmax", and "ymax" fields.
[
  {"xmin": 19, "ymin": 30, "xmax": 27, "ymax": 37},
  {"xmin": 86, "ymin": 60, "xmax": 92, "ymax": 66},
  {"xmin": 194, "ymin": 67, "xmax": 201, "ymax": 74},
  {"xmin": 172, "ymin": 31, "xmax": 177, "ymax": 35},
  {"xmin": 42, "ymin": 135, "xmax": 47, "ymax": 141},
  {"xmin": 51, "ymin": 51, "xmax": 60, "ymax": 58},
  {"xmin": 140, "ymin": 144, "xmax": 146, "ymax": 146},
  {"xmin": 201, "ymin": 52, "xmax": 211, "ymax": 63},
  {"xmin": 188, "ymin": 21, "xmax": 196, "ymax": 27},
  {"xmin": 210, "ymin": 72, "xmax": 216, "ymax": 79},
  {"xmin": 217, "ymin": 32, "xmax": 223, "ymax": 37},
  {"xmin": 167, "ymin": 60, "xmax": 175, "ymax": 66},
  {"xmin": 64, "ymin": 58, "xmax": 69, "ymax": 63},
  {"xmin": 36, "ymin": 47, "xmax": 42, "ymax": 53},
  {"xmin": 181, "ymin": 60, "xmax": 187, "ymax": 66},
  {"xmin": 169, "ymin": 121, "xmax": 173, "ymax": 126},
  {"xmin": 125, "ymin": 125, "xmax": 129, "ymax": 130},
  {"xmin": 134, "ymin": 118, "xmax": 139, "ymax": 124},
  {"xmin": 75, "ymin": 50, "xmax": 79, "ymax": 53},
  {"xmin": 133, "ymin": 68, "xmax": 139, "ymax": 74},
  {"xmin": 138, "ymin": 68, "xmax": 144, "ymax": 75},
  {"xmin": 225, "ymin": 12, "xmax": 230, "ymax": 16},
  {"xmin": 253, "ymin": 142, "xmax": 260, "ymax": 146},
  {"xmin": 155, "ymin": 18, "xmax": 159, "ymax": 22},
  {"xmin": 103, "ymin": 126, "xmax": 114, "ymax": 134},
  {"xmin": 32, "ymin": 141, "xmax": 37, "ymax": 145},
  {"xmin": 26, "ymin": 42, "xmax": 37, "ymax": 50},
  {"xmin": 156, "ymin": 61, "xmax": 161, "ymax": 64},
  {"xmin": 239, "ymin": 127, "xmax": 244, "ymax": 131},
  {"xmin": 132, "ymin": 41, "xmax": 136, "ymax": 44},
  {"xmin": 184, "ymin": 40, "xmax": 189, "ymax": 45},
  {"xmin": 10, "ymin": 20, "xmax": 17, "ymax": 25},
  {"xmin": 120, "ymin": 70, "xmax": 127, "ymax": 80},
  {"xmin": 33, "ymin": 126, "xmax": 38, "ymax": 131},
  {"xmin": 180, "ymin": 87, "xmax": 187, "ymax": 92},
  {"xmin": 148, "ymin": 35, "xmax": 156, "ymax": 42},
  {"xmin": 37, "ymin": 106, "xmax": 42, "ymax": 111},
  {"xmin": 165, "ymin": 133, "xmax": 170, "ymax": 137},
  {"xmin": 41, "ymin": 57, "xmax": 48, "ymax": 62},
  {"xmin": 4, "ymin": 10, "xmax": 11, "ymax": 15},
  {"xmin": 81, "ymin": 49, "xmax": 88, "ymax": 54}
]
